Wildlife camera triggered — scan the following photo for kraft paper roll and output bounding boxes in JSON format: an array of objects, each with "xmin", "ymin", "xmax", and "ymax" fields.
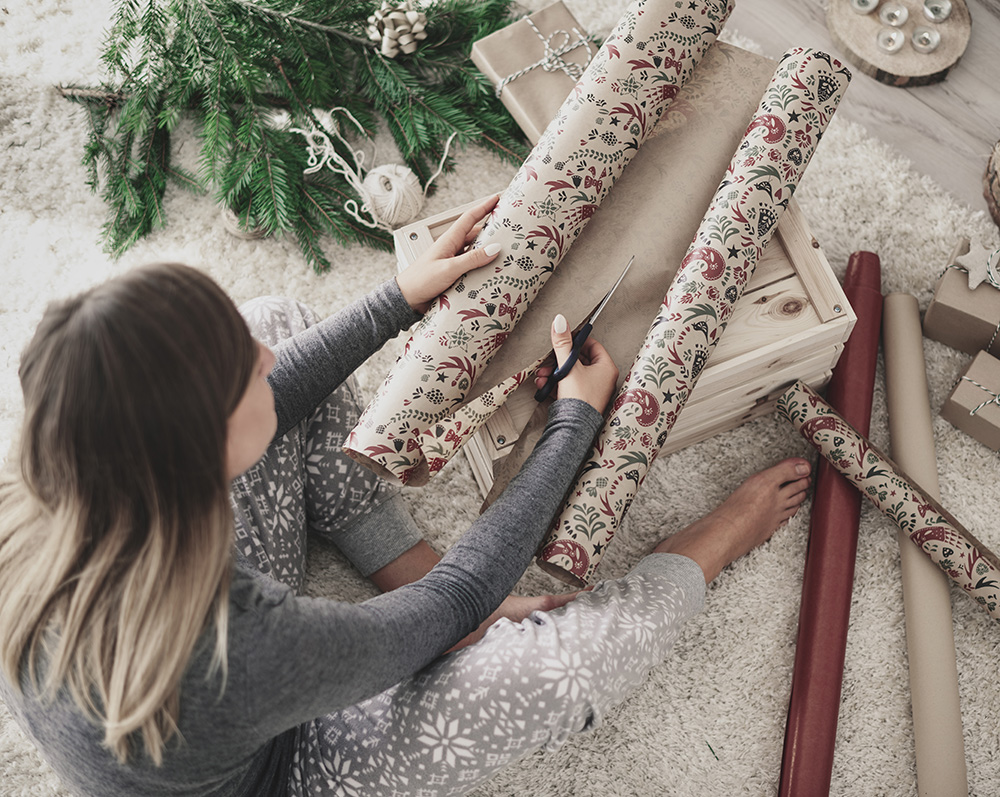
[
  {"xmin": 779, "ymin": 251, "xmax": 882, "ymax": 797},
  {"xmin": 883, "ymin": 292, "xmax": 968, "ymax": 796},
  {"xmin": 344, "ymin": 0, "xmax": 732, "ymax": 486},
  {"xmin": 779, "ymin": 379, "xmax": 1000, "ymax": 622},
  {"xmin": 538, "ymin": 48, "xmax": 852, "ymax": 585}
]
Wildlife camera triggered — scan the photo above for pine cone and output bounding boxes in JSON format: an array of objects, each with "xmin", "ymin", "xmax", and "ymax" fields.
[{"xmin": 365, "ymin": 1, "xmax": 428, "ymax": 58}]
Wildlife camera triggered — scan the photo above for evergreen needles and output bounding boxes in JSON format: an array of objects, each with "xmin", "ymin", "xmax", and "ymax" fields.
[{"xmin": 61, "ymin": 0, "xmax": 530, "ymax": 272}]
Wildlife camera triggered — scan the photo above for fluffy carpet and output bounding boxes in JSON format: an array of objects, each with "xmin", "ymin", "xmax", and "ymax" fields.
[{"xmin": 2, "ymin": 1, "xmax": 999, "ymax": 795}]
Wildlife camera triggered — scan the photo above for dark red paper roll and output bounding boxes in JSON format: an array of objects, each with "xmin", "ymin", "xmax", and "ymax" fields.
[{"xmin": 778, "ymin": 251, "xmax": 883, "ymax": 796}]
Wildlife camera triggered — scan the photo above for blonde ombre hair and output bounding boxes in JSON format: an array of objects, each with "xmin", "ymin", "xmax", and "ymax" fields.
[{"xmin": 0, "ymin": 263, "xmax": 257, "ymax": 764}]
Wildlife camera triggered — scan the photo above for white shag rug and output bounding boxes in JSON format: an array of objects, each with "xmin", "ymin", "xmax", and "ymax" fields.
[{"xmin": 2, "ymin": 1, "xmax": 999, "ymax": 795}]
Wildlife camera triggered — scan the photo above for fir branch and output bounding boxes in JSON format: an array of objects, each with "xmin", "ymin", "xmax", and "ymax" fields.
[
  {"xmin": 57, "ymin": 85, "xmax": 131, "ymax": 106},
  {"xmin": 63, "ymin": 0, "xmax": 528, "ymax": 272},
  {"xmin": 228, "ymin": 0, "xmax": 372, "ymax": 46}
]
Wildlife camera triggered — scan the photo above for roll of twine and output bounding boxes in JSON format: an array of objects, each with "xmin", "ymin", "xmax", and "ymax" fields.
[
  {"xmin": 291, "ymin": 108, "xmax": 456, "ymax": 230},
  {"xmin": 360, "ymin": 163, "xmax": 426, "ymax": 228}
]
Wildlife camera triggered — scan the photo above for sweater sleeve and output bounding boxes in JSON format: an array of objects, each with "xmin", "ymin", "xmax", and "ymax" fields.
[
  {"xmin": 234, "ymin": 398, "xmax": 604, "ymax": 739},
  {"xmin": 268, "ymin": 278, "xmax": 421, "ymax": 438}
]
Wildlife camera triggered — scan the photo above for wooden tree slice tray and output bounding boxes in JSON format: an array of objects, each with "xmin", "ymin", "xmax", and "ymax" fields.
[{"xmin": 826, "ymin": 0, "xmax": 971, "ymax": 86}]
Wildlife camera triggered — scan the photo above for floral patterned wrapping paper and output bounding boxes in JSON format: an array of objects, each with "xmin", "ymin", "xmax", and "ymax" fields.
[
  {"xmin": 538, "ymin": 48, "xmax": 851, "ymax": 585},
  {"xmin": 780, "ymin": 379, "xmax": 1000, "ymax": 622},
  {"xmin": 344, "ymin": 0, "xmax": 733, "ymax": 486}
]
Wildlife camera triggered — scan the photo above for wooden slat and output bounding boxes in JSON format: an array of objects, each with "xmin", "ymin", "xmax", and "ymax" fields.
[
  {"xmin": 672, "ymin": 349, "xmax": 842, "ymax": 434},
  {"xmin": 462, "ymin": 432, "xmax": 495, "ymax": 497},
  {"xmin": 661, "ymin": 370, "xmax": 834, "ymax": 455},
  {"xmin": 777, "ymin": 200, "xmax": 852, "ymax": 324},
  {"xmin": 710, "ymin": 274, "xmax": 821, "ymax": 365}
]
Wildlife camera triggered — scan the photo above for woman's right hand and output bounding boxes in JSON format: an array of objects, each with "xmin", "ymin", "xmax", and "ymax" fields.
[{"xmin": 533, "ymin": 313, "xmax": 619, "ymax": 413}]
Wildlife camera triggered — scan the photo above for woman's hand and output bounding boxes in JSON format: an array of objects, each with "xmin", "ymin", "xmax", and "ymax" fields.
[
  {"xmin": 395, "ymin": 194, "xmax": 502, "ymax": 314},
  {"xmin": 533, "ymin": 314, "xmax": 619, "ymax": 414},
  {"xmin": 448, "ymin": 591, "xmax": 587, "ymax": 652}
]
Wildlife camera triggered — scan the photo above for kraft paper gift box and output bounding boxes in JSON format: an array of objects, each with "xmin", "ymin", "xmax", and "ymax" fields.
[
  {"xmin": 940, "ymin": 350, "xmax": 1000, "ymax": 451},
  {"xmin": 922, "ymin": 260, "xmax": 1000, "ymax": 359},
  {"xmin": 470, "ymin": 1, "xmax": 594, "ymax": 145}
]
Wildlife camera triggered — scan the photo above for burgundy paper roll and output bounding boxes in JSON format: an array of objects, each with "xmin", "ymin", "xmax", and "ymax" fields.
[{"xmin": 778, "ymin": 252, "xmax": 883, "ymax": 797}]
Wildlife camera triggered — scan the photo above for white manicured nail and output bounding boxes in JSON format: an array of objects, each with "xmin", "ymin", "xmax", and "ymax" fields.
[
  {"xmin": 553, "ymin": 314, "xmax": 568, "ymax": 334},
  {"xmin": 484, "ymin": 242, "xmax": 502, "ymax": 256}
]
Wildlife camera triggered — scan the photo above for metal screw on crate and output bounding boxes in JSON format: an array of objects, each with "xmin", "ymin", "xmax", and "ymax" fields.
[
  {"xmin": 849, "ymin": 0, "xmax": 879, "ymax": 14},
  {"xmin": 879, "ymin": 2, "xmax": 909, "ymax": 26},
  {"xmin": 923, "ymin": 0, "xmax": 953, "ymax": 22},
  {"xmin": 912, "ymin": 27, "xmax": 942, "ymax": 54},
  {"xmin": 877, "ymin": 27, "xmax": 906, "ymax": 53}
]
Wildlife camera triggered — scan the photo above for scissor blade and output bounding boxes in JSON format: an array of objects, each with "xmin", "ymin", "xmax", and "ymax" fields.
[{"xmin": 588, "ymin": 255, "xmax": 635, "ymax": 325}]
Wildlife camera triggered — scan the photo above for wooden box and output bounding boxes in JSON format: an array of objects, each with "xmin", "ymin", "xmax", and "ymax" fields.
[{"xmin": 395, "ymin": 199, "xmax": 856, "ymax": 497}]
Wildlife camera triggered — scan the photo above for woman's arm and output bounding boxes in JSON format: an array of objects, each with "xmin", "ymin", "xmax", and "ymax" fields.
[
  {"xmin": 267, "ymin": 279, "xmax": 419, "ymax": 437},
  {"xmin": 239, "ymin": 396, "xmax": 606, "ymax": 735},
  {"xmin": 268, "ymin": 195, "xmax": 501, "ymax": 437},
  {"xmin": 241, "ymin": 251, "xmax": 619, "ymax": 738}
]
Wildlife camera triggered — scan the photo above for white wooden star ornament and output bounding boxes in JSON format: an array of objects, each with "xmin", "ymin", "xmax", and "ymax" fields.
[{"xmin": 953, "ymin": 238, "xmax": 1000, "ymax": 290}]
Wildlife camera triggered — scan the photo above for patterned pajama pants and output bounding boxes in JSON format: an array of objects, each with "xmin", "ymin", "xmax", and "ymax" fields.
[{"xmin": 231, "ymin": 297, "xmax": 707, "ymax": 797}]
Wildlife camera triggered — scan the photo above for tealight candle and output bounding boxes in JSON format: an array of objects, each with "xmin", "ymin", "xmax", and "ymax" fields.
[
  {"xmin": 879, "ymin": 2, "xmax": 909, "ymax": 25},
  {"xmin": 877, "ymin": 27, "xmax": 906, "ymax": 53},
  {"xmin": 850, "ymin": 0, "xmax": 879, "ymax": 14},
  {"xmin": 912, "ymin": 26, "xmax": 942, "ymax": 53},
  {"xmin": 923, "ymin": 0, "xmax": 953, "ymax": 22}
]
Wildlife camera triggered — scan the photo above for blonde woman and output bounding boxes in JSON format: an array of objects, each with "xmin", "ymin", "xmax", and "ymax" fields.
[{"xmin": 0, "ymin": 196, "xmax": 810, "ymax": 796}]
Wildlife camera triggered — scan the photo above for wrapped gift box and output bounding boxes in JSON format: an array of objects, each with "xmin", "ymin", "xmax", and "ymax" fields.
[
  {"xmin": 922, "ymin": 240, "xmax": 1000, "ymax": 358},
  {"xmin": 940, "ymin": 350, "xmax": 1000, "ymax": 451},
  {"xmin": 470, "ymin": 1, "xmax": 594, "ymax": 144}
]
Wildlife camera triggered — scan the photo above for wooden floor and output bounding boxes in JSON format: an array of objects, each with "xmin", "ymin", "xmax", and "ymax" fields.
[{"xmin": 727, "ymin": 0, "xmax": 1000, "ymax": 215}]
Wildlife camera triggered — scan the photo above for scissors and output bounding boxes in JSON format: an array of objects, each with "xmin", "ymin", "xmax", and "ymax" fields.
[{"xmin": 534, "ymin": 255, "xmax": 635, "ymax": 402}]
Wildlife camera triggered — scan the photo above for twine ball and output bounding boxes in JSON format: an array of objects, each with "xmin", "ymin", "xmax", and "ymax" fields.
[{"xmin": 362, "ymin": 164, "xmax": 425, "ymax": 227}]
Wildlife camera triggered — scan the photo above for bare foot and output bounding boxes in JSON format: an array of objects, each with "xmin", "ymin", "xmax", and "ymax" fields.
[{"xmin": 653, "ymin": 458, "xmax": 811, "ymax": 583}]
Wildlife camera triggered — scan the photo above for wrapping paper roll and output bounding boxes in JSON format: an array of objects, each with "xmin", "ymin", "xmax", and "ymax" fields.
[
  {"xmin": 538, "ymin": 48, "xmax": 852, "ymax": 585},
  {"xmin": 883, "ymin": 292, "xmax": 968, "ymax": 795},
  {"xmin": 779, "ymin": 379, "xmax": 1000, "ymax": 622},
  {"xmin": 778, "ymin": 252, "xmax": 882, "ymax": 797},
  {"xmin": 344, "ymin": 0, "xmax": 733, "ymax": 485}
]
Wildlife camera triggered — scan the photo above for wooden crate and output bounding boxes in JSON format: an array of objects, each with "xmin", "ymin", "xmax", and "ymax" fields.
[{"xmin": 395, "ymin": 198, "xmax": 855, "ymax": 497}]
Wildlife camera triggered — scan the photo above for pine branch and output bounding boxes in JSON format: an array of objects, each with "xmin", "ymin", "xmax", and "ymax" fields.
[
  {"xmin": 63, "ymin": 0, "xmax": 528, "ymax": 272},
  {"xmin": 228, "ymin": 0, "xmax": 372, "ymax": 46}
]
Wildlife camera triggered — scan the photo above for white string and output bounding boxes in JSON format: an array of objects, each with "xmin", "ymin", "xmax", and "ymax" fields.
[
  {"xmin": 291, "ymin": 110, "xmax": 459, "ymax": 229},
  {"xmin": 493, "ymin": 17, "xmax": 594, "ymax": 97}
]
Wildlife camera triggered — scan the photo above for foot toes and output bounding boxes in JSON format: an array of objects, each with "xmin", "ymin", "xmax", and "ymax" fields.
[
  {"xmin": 764, "ymin": 457, "xmax": 812, "ymax": 490},
  {"xmin": 780, "ymin": 476, "xmax": 811, "ymax": 501}
]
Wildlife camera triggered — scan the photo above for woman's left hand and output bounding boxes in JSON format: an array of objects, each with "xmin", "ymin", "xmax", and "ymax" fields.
[
  {"xmin": 448, "ymin": 591, "xmax": 587, "ymax": 653},
  {"xmin": 395, "ymin": 194, "xmax": 503, "ymax": 314}
]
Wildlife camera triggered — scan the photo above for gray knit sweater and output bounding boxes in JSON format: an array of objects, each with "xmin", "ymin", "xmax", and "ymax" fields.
[{"xmin": 0, "ymin": 280, "xmax": 604, "ymax": 796}]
